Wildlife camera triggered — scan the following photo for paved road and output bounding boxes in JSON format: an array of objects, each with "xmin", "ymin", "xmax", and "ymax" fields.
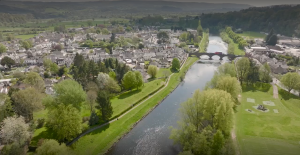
[
  {"xmin": 67, "ymin": 54, "xmax": 189, "ymax": 146},
  {"xmin": 272, "ymin": 83, "xmax": 279, "ymax": 99},
  {"xmin": 272, "ymin": 78, "xmax": 299, "ymax": 96}
]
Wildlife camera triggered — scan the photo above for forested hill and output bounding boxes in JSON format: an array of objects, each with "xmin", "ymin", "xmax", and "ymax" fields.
[{"xmin": 201, "ymin": 5, "xmax": 300, "ymax": 37}]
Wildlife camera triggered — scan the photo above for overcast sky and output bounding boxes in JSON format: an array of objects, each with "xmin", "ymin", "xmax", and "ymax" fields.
[{"xmin": 9, "ymin": 0, "xmax": 300, "ymax": 7}]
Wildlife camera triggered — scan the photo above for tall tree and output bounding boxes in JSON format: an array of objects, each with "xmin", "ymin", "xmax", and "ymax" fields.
[
  {"xmin": 24, "ymin": 72, "xmax": 45, "ymax": 92},
  {"xmin": 157, "ymin": 31, "xmax": 169, "ymax": 43},
  {"xmin": 0, "ymin": 56, "xmax": 15, "ymax": 68},
  {"xmin": 216, "ymin": 75, "xmax": 241, "ymax": 103},
  {"xmin": 217, "ymin": 63, "xmax": 236, "ymax": 77},
  {"xmin": 259, "ymin": 63, "xmax": 271, "ymax": 83},
  {"xmin": 122, "ymin": 71, "xmax": 137, "ymax": 90},
  {"xmin": 246, "ymin": 59, "xmax": 260, "ymax": 85},
  {"xmin": 236, "ymin": 57, "xmax": 250, "ymax": 85},
  {"xmin": 172, "ymin": 58, "xmax": 181, "ymax": 71},
  {"xmin": 135, "ymin": 71, "xmax": 143, "ymax": 89},
  {"xmin": 0, "ymin": 94, "xmax": 14, "ymax": 122},
  {"xmin": 47, "ymin": 104, "xmax": 82, "ymax": 141},
  {"xmin": 11, "ymin": 88, "xmax": 43, "ymax": 121},
  {"xmin": 51, "ymin": 79, "xmax": 87, "ymax": 111},
  {"xmin": 197, "ymin": 20, "xmax": 203, "ymax": 36},
  {"xmin": 0, "ymin": 43, "xmax": 7, "ymax": 54},
  {"xmin": 0, "ymin": 116, "xmax": 30, "ymax": 145},
  {"xmin": 280, "ymin": 72, "xmax": 300, "ymax": 93},
  {"xmin": 96, "ymin": 91, "xmax": 113, "ymax": 121},
  {"xmin": 147, "ymin": 65, "xmax": 158, "ymax": 78}
]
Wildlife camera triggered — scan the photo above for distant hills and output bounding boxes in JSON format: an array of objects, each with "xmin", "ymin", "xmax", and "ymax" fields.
[{"xmin": 0, "ymin": 1, "xmax": 251, "ymax": 19}]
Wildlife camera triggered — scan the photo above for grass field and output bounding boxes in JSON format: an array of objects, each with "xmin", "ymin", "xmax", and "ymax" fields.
[
  {"xmin": 71, "ymin": 57, "xmax": 199, "ymax": 155},
  {"xmin": 15, "ymin": 34, "xmax": 37, "ymax": 40},
  {"xmin": 237, "ymin": 31, "xmax": 266, "ymax": 39},
  {"xmin": 236, "ymin": 84, "xmax": 300, "ymax": 155},
  {"xmin": 157, "ymin": 68, "xmax": 172, "ymax": 78}
]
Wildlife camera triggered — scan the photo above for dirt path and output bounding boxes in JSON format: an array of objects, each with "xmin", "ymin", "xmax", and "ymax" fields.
[
  {"xmin": 67, "ymin": 54, "xmax": 189, "ymax": 146},
  {"xmin": 273, "ymin": 83, "xmax": 278, "ymax": 99},
  {"xmin": 231, "ymin": 127, "xmax": 240, "ymax": 155}
]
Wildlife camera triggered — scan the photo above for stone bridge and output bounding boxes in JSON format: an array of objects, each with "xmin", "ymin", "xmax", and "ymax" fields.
[{"xmin": 189, "ymin": 52, "xmax": 243, "ymax": 60}]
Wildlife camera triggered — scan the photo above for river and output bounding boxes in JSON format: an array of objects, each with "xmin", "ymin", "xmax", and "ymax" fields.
[{"xmin": 107, "ymin": 36, "xmax": 228, "ymax": 155}]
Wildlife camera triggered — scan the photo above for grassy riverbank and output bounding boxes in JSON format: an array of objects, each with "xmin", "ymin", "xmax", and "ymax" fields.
[
  {"xmin": 237, "ymin": 31, "xmax": 266, "ymax": 39},
  {"xmin": 236, "ymin": 84, "xmax": 300, "ymax": 155},
  {"xmin": 72, "ymin": 57, "xmax": 199, "ymax": 155},
  {"xmin": 220, "ymin": 31, "xmax": 245, "ymax": 55},
  {"xmin": 199, "ymin": 32, "xmax": 209, "ymax": 53}
]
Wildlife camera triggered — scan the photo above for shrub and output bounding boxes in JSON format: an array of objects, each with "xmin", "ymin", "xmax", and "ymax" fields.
[
  {"xmin": 82, "ymin": 116, "xmax": 90, "ymax": 123},
  {"xmin": 36, "ymin": 118, "xmax": 45, "ymax": 129},
  {"xmin": 81, "ymin": 122, "xmax": 89, "ymax": 132}
]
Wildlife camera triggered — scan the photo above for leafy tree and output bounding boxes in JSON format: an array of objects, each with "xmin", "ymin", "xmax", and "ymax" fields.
[
  {"xmin": 96, "ymin": 91, "xmax": 113, "ymax": 121},
  {"xmin": 246, "ymin": 59, "xmax": 260, "ymax": 85},
  {"xmin": 122, "ymin": 71, "xmax": 137, "ymax": 90},
  {"xmin": 0, "ymin": 94, "xmax": 14, "ymax": 122},
  {"xmin": 24, "ymin": 72, "xmax": 45, "ymax": 92},
  {"xmin": 87, "ymin": 20, "xmax": 93, "ymax": 27},
  {"xmin": 36, "ymin": 139, "xmax": 73, "ymax": 155},
  {"xmin": 43, "ymin": 58, "xmax": 53, "ymax": 70},
  {"xmin": 138, "ymin": 43, "xmax": 144, "ymax": 49},
  {"xmin": 217, "ymin": 63, "xmax": 236, "ymax": 77},
  {"xmin": 0, "ymin": 116, "xmax": 30, "ymax": 145},
  {"xmin": 147, "ymin": 65, "xmax": 158, "ymax": 78},
  {"xmin": 135, "ymin": 71, "xmax": 143, "ymax": 89},
  {"xmin": 13, "ymin": 71, "xmax": 26, "ymax": 81},
  {"xmin": 259, "ymin": 63, "xmax": 271, "ymax": 83},
  {"xmin": 109, "ymin": 71, "xmax": 116, "ymax": 80},
  {"xmin": 11, "ymin": 88, "xmax": 43, "ymax": 121},
  {"xmin": 96, "ymin": 72, "xmax": 110, "ymax": 89},
  {"xmin": 52, "ymin": 79, "xmax": 87, "ymax": 111},
  {"xmin": 58, "ymin": 66, "xmax": 68, "ymax": 77},
  {"xmin": 170, "ymin": 89, "xmax": 234, "ymax": 154},
  {"xmin": 157, "ymin": 31, "xmax": 169, "ymax": 43},
  {"xmin": 107, "ymin": 78, "xmax": 121, "ymax": 93},
  {"xmin": 211, "ymin": 130, "xmax": 225, "ymax": 155},
  {"xmin": 0, "ymin": 43, "xmax": 7, "ymax": 54},
  {"xmin": 73, "ymin": 53, "xmax": 85, "ymax": 68},
  {"xmin": 21, "ymin": 41, "xmax": 32, "ymax": 50},
  {"xmin": 216, "ymin": 75, "xmax": 241, "ymax": 103},
  {"xmin": 86, "ymin": 90, "xmax": 97, "ymax": 112},
  {"xmin": 280, "ymin": 72, "xmax": 300, "ymax": 93},
  {"xmin": 0, "ymin": 142, "xmax": 25, "ymax": 155},
  {"xmin": 172, "ymin": 58, "xmax": 180, "ymax": 71},
  {"xmin": 197, "ymin": 20, "xmax": 203, "ymax": 36},
  {"xmin": 1, "ymin": 56, "xmax": 15, "ymax": 68},
  {"xmin": 47, "ymin": 104, "xmax": 82, "ymax": 141},
  {"xmin": 236, "ymin": 57, "xmax": 250, "ymax": 85}
]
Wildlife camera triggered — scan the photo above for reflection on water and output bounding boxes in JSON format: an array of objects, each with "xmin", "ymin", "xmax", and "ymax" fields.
[{"xmin": 107, "ymin": 36, "xmax": 227, "ymax": 155}]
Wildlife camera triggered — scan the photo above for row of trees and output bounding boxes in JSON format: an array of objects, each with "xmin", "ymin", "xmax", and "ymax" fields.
[
  {"xmin": 280, "ymin": 72, "xmax": 300, "ymax": 95},
  {"xmin": 220, "ymin": 31, "xmax": 235, "ymax": 55},
  {"xmin": 225, "ymin": 27, "xmax": 248, "ymax": 50},
  {"xmin": 170, "ymin": 62, "xmax": 241, "ymax": 155}
]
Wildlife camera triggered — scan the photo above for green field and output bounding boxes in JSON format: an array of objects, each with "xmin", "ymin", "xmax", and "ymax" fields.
[
  {"xmin": 237, "ymin": 31, "xmax": 266, "ymax": 39},
  {"xmin": 72, "ymin": 57, "xmax": 199, "ymax": 155},
  {"xmin": 15, "ymin": 34, "xmax": 37, "ymax": 40},
  {"xmin": 236, "ymin": 85, "xmax": 300, "ymax": 155}
]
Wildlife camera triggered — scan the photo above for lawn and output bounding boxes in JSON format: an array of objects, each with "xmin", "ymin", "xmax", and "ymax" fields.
[
  {"xmin": 237, "ymin": 31, "xmax": 266, "ymax": 39},
  {"xmin": 235, "ymin": 84, "xmax": 300, "ymax": 155},
  {"xmin": 157, "ymin": 68, "xmax": 171, "ymax": 78},
  {"xmin": 111, "ymin": 79, "xmax": 164, "ymax": 118},
  {"xmin": 15, "ymin": 34, "xmax": 37, "ymax": 40},
  {"xmin": 71, "ymin": 57, "xmax": 199, "ymax": 155}
]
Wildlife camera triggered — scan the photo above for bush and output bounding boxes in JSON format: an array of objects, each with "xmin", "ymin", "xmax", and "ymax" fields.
[
  {"xmin": 81, "ymin": 122, "xmax": 89, "ymax": 132},
  {"xmin": 89, "ymin": 112, "xmax": 100, "ymax": 126},
  {"xmin": 36, "ymin": 118, "xmax": 45, "ymax": 129}
]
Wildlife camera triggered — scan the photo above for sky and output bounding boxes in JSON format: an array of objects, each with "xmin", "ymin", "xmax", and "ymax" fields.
[{"xmin": 8, "ymin": 0, "xmax": 300, "ymax": 7}]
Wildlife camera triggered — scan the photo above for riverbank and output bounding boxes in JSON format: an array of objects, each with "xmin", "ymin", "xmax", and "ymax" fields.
[
  {"xmin": 220, "ymin": 31, "xmax": 245, "ymax": 55},
  {"xmin": 200, "ymin": 31, "xmax": 209, "ymax": 53},
  {"xmin": 71, "ymin": 56, "xmax": 199, "ymax": 155}
]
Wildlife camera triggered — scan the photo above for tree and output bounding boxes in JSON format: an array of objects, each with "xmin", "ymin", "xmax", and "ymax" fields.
[
  {"xmin": 47, "ymin": 104, "xmax": 82, "ymax": 141},
  {"xmin": 21, "ymin": 41, "xmax": 32, "ymax": 50},
  {"xmin": 89, "ymin": 111, "xmax": 100, "ymax": 126},
  {"xmin": 36, "ymin": 139, "xmax": 73, "ymax": 155},
  {"xmin": 24, "ymin": 72, "xmax": 45, "ymax": 92},
  {"xmin": 87, "ymin": 20, "xmax": 93, "ymax": 27},
  {"xmin": 0, "ymin": 43, "xmax": 7, "ymax": 54},
  {"xmin": 107, "ymin": 78, "xmax": 121, "ymax": 93},
  {"xmin": 280, "ymin": 72, "xmax": 300, "ymax": 93},
  {"xmin": 0, "ymin": 94, "xmax": 14, "ymax": 123},
  {"xmin": 11, "ymin": 88, "xmax": 43, "ymax": 121},
  {"xmin": 217, "ymin": 63, "xmax": 236, "ymax": 77},
  {"xmin": 247, "ymin": 59, "xmax": 260, "ymax": 85},
  {"xmin": 96, "ymin": 72, "xmax": 110, "ymax": 90},
  {"xmin": 216, "ymin": 75, "xmax": 241, "ymax": 103},
  {"xmin": 73, "ymin": 53, "xmax": 85, "ymax": 68},
  {"xmin": 267, "ymin": 34, "xmax": 278, "ymax": 46},
  {"xmin": 135, "ymin": 71, "xmax": 143, "ymax": 89},
  {"xmin": 109, "ymin": 71, "xmax": 116, "ymax": 80},
  {"xmin": 96, "ymin": 91, "xmax": 113, "ymax": 121},
  {"xmin": 0, "ymin": 116, "xmax": 30, "ymax": 145},
  {"xmin": 52, "ymin": 79, "xmax": 87, "ymax": 111},
  {"xmin": 1, "ymin": 56, "xmax": 15, "ymax": 68},
  {"xmin": 211, "ymin": 130, "xmax": 225, "ymax": 155},
  {"xmin": 265, "ymin": 29, "xmax": 274, "ymax": 43},
  {"xmin": 236, "ymin": 57, "xmax": 250, "ymax": 85},
  {"xmin": 170, "ymin": 89, "xmax": 234, "ymax": 154},
  {"xmin": 122, "ymin": 71, "xmax": 137, "ymax": 90},
  {"xmin": 172, "ymin": 58, "xmax": 181, "ymax": 71},
  {"xmin": 157, "ymin": 31, "xmax": 169, "ymax": 43},
  {"xmin": 86, "ymin": 90, "xmax": 97, "ymax": 112},
  {"xmin": 43, "ymin": 58, "xmax": 53, "ymax": 70},
  {"xmin": 197, "ymin": 20, "xmax": 203, "ymax": 36},
  {"xmin": 259, "ymin": 63, "xmax": 271, "ymax": 83},
  {"xmin": 147, "ymin": 65, "xmax": 158, "ymax": 78}
]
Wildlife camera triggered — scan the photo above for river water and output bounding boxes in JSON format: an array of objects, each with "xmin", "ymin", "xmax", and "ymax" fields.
[{"xmin": 107, "ymin": 36, "xmax": 228, "ymax": 155}]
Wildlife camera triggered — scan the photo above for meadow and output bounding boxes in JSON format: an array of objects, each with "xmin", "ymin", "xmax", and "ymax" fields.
[
  {"xmin": 237, "ymin": 31, "xmax": 266, "ymax": 39},
  {"xmin": 236, "ymin": 84, "xmax": 300, "ymax": 155}
]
